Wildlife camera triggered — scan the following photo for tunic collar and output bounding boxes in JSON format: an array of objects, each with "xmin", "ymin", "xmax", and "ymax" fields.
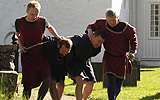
[{"xmin": 105, "ymin": 20, "xmax": 128, "ymax": 34}]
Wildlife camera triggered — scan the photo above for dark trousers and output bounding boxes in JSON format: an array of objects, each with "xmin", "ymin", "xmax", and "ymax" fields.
[
  {"xmin": 107, "ymin": 74, "xmax": 123, "ymax": 100},
  {"xmin": 23, "ymin": 77, "xmax": 51, "ymax": 100}
]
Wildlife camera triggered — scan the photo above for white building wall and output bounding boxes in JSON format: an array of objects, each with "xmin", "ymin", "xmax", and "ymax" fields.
[
  {"xmin": 134, "ymin": 0, "xmax": 160, "ymax": 66},
  {"xmin": 0, "ymin": 0, "xmax": 112, "ymax": 72},
  {"xmin": 119, "ymin": 0, "xmax": 130, "ymax": 22},
  {"xmin": 112, "ymin": 0, "xmax": 160, "ymax": 66},
  {"xmin": 112, "ymin": 0, "xmax": 130, "ymax": 22}
]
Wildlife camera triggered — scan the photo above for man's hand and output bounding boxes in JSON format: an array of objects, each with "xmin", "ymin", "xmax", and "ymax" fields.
[
  {"xmin": 129, "ymin": 53, "xmax": 135, "ymax": 60},
  {"xmin": 57, "ymin": 36, "xmax": 64, "ymax": 40},
  {"xmin": 20, "ymin": 46, "xmax": 27, "ymax": 53}
]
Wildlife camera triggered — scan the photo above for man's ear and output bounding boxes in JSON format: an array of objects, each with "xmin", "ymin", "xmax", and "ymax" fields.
[
  {"xmin": 117, "ymin": 16, "xmax": 119, "ymax": 19},
  {"xmin": 26, "ymin": 9, "xmax": 28, "ymax": 13},
  {"xmin": 92, "ymin": 34, "xmax": 96, "ymax": 39},
  {"xmin": 57, "ymin": 44, "xmax": 60, "ymax": 48}
]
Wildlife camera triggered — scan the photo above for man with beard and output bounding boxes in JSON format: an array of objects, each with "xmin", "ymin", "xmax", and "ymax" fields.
[
  {"xmin": 44, "ymin": 29, "xmax": 105, "ymax": 100},
  {"xmin": 43, "ymin": 37, "xmax": 73, "ymax": 100}
]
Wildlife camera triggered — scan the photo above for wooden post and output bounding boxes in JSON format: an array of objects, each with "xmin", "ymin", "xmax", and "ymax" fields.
[
  {"xmin": 92, "ymin": 62, "xmax": 103, "ymax": 82},
  {"xmin": 123, "ymin": 67, "xmax": 137, "ymax": 86}
]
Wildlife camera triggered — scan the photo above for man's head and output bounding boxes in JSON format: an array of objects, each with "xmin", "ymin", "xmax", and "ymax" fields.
[
  {"xmin": 26, "ymin": 1, "xmax": 41, "ymax": 22},
  {"xmin": 105, "ymin": 8, "xmax": 119, "ymax": 27},
  {"xmin": 58, "ymin": 38, "xmax": 73, "ymax": 57},
  {"xmin": 90, "ymin": 30, "xmax": 105, "ymax": 48}
]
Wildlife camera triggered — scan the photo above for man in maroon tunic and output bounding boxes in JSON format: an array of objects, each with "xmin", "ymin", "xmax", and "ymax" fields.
[
  {"xmin": 15, "ymin": 1, "xmax": 62, "ymax": 99},
  {"xmin": 86, "ymin": 9, "xmax": 138, "ymax": 100}
]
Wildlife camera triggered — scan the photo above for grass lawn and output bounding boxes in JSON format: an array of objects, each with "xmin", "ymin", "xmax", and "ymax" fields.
[
  {"xmin": 17, "ymin": 66, "xmax": 160, "ymax": 100},
  {"xmin": 63, "ymin": 66, "xmax": 160, "ymax": 100}
]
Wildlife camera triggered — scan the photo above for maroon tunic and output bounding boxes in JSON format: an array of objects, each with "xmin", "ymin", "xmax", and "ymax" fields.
[
  {"xmin": 88, "ymin": 19, "xmax": 138, "ymax": 79},
  {"xmin": 17, "ymin": 16, "xmax": 51, "ymax": 89}
]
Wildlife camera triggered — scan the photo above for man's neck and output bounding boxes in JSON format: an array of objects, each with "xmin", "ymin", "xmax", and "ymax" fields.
[{"xmin": 25, "ymin": 16, "xmax": 37, "ymax": 22}]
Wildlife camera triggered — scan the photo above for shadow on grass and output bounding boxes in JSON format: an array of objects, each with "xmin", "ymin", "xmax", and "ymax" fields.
[
  {"xmin": 140, "ymin": 93, "xmax": 160, "ymax": 100},
  {"xmin": 140, "ymin": 66, "xmax": 160, "ymax": 68},
  {"xmin": 65, "ymin": 82, "xmax": 76, "ymax": 86}
]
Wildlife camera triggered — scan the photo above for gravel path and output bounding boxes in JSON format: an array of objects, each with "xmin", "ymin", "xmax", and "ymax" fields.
[{"xmin": 18, "ymin": 86, "xmax": 76, "ymax": 100}]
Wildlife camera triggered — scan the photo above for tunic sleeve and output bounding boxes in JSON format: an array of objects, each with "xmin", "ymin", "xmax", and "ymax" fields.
[
  {"xmin": 85, "ymin": 19, "xmax": 101, "ymax": 33},
  {"xmin": 15, "ymin": 19, "xmax": 19, "ymax": 32},
  {"xmin": 71, "ymin": 34, "xmax": 82, "ymax": 56},
  {"xmin": 43, "ymin": 17, "xmax": 50, "ymax": 28},
  {"xmin": 44, "ymin": 37, "xmax": 57, "ymax": 61},
  {"xmin": 125, "ymin": 26, "xmax": 138, "ymax": 53}
]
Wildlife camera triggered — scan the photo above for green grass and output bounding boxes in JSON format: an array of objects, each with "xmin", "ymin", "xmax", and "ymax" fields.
[
  {"xmin": 0, "ymin": 73, "xmax": 23, "ymax": 100},
  {"xmin": 16, "ymin": 66, "xmax": 160, "ymax": 100},
  {"xmin": 63, "ymin": 66, "xmax": 160, "ymax": 100}
]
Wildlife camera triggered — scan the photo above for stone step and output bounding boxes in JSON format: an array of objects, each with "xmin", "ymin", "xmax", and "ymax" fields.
[{"xmin": 0, "ymin": 45, "xmax": 17, "ymax": 53}]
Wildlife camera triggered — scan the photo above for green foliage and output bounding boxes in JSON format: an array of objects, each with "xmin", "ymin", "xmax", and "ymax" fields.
[
  {"xmin": 0, "ymin": 73, "xmax": 23, "ymax": 100},
  {"xmin": 0, "ymin": 73, "xmax": 16, "ymax": 99}
]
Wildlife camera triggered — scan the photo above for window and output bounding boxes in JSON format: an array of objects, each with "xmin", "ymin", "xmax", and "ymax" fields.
[{"xmin": 150, "ymin": 4, "xmax": 160, "ymax": 38}]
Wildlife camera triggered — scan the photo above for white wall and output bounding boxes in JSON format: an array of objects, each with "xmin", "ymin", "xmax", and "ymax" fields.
[{"xmin": 128, "ymin": 0, "xmax": 160, "ymax": 66}]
